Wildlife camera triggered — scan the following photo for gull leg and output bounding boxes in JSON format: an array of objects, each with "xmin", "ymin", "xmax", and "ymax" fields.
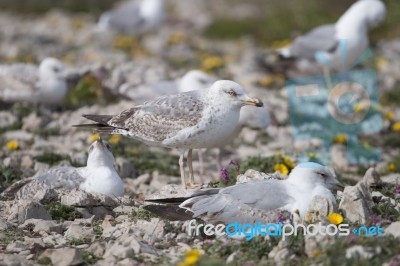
[
  {"xmin": 197, "ymin": 149, "xmax": 205, "ymax": 177},
  {"xmin": 216, "ymin": 148, "xmax": 223, "ymax": 171},
  {"xmin": 188, "ymin": 149, "xmax": 195, "ymax": 185},
  {"xmin": 323, "ymin": 66, "xmax": 333, "ymax": 90},
  {"xmin": 179, "ymin": 150, "xmax": 187, "ymax": 189}
]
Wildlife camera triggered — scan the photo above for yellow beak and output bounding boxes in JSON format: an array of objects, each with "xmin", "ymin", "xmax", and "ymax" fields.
[{"xmin": 242, "ymin": 98, "xmax": 263, "ymax": 107}]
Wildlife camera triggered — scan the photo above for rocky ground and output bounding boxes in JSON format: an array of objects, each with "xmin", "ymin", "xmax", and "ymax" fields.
[{"xmin": 0, "ymin": 1, "xmax": 400, "ymax": 265}]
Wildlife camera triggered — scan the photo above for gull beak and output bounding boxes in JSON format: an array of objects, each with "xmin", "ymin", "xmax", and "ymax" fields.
[
  {"xmin": 242, "ymin": 98, "xmax": 263, "ymax": 107},
  {"xmin": 331, "ymin": 181, "xmax": 345, "ymax": 191}
]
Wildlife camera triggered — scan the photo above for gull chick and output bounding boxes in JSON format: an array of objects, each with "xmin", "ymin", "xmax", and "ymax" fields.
[
  {"xmin": 145, "ymin": 162, "xmax": 342, "ymax": 224},
  {"xmin": 76, "ymin": 80, "xmax": 263, "ymax": 189},
  {"xmin": 97, "ymin": 0, "xmax": 165, "ymax": 36},
  {"xmin": 279, "ymin": 0, "xmax": 386, "ymax": 71},
  {"xmin": 17, "ymin": 138, "xmax": 124, "ymax": 199},
  {"xmin": 0, "ymin": 57, "xmax": 68, "ymax": 104}
]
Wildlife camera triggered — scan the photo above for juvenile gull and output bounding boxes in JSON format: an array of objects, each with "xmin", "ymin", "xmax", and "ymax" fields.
[
  {"xmin": 77, "ymin": 80, "xmax": 263, "ymax": 188},
  {"xmin": 0, "ymin": 57, "xmax": 68, "ymax": 104},
  {"xmin": 144, "ymin": 163, "xmax": 343, "ymax": 224},
  {"xmin": 16, "ymin": 138, "xmax": 124, "ymax": 199},
  {"xmin": 97, "ymin": 0, "xmax": 165, "ymax": 36},
  {"xmin": 179, "ymin": 70, "xmax": 269, "ymax": 171},
  {"xmin": 279, "ymin": 0, "xmax": 386, "ymax": 71}
]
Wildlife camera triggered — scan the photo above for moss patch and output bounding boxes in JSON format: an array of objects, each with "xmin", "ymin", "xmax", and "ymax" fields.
[{"xmin": 44, "ymin": 202, "xmax": 82, "ymax": 221}]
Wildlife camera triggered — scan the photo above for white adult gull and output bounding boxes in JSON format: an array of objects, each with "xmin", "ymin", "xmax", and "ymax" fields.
[
  {"xmin": 279, "ymin": 0, "xmax": 386, "ymax": 71},
  {"xmin": 144, "ymin": 162, "xmax": 343, "ymax": 224},
  {"xmin": 16, "ymin": 138, "xmax": 124, "ymax": 199},
  {"xmin": 0, "ymin": 57, "xmax": 68, "ymax": 104},
  {"xmin": 97, "ymin": 0, "xmax": 165, "ymax": 36},
  {"xmin": 76, "ymin": 80, "xmax": 263, "ymax": 189}
]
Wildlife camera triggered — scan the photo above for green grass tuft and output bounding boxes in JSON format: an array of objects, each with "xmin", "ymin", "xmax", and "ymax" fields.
[{"xmin": 44, "ymin": 202, "xmax": 82, "ymax": 221}]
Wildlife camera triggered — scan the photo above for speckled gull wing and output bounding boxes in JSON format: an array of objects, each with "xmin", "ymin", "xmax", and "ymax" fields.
[
  {"xmin": 290, "ymin": 24, "xmax": 337, "ymax": 60},
  {"xmin": 182, "ymin": 179, "xmax": 295, "ymax": 224},
  {"xmin": 106, "ymin": 90, "xmax": 205, "ymax": 143},
  {"xmin": 17, "ymin": 166, "xmax": 85, "ymax": 199}
]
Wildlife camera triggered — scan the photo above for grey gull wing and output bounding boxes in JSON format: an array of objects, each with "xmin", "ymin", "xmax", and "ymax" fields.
[
  {"xmin": 105, "ymin": 0, "xmax": 145, "ymax": 35},
  {"xmin": 182, "ymin": 179, "xmax": 295, "ymax": 224},
  {"xmin": 290, "ymin": 24, "xmax": 337, "ymax": 60}
]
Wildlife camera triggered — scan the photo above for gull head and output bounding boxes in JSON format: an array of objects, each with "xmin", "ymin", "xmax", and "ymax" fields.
[
  {"xmin": 208, "ymin": 80, "xmax": 263, "ymax": 108},
  {"xmin": 179, "ymin": 70, "xmax": 215, "ymax": 93},
  {"xmin": 360, "ymin": 0, "xmax": 387, "ymax": 29},
  {"xmin": 288, "ymin": 162, "xmax": 344, "ymax": 191},
  {"xmin": 39, "ymin": 58, "xmax": 66, "ymax": 80},
  {"xmin": 87, "ymin": 137, "xmax": 115, "ymax": 167}
]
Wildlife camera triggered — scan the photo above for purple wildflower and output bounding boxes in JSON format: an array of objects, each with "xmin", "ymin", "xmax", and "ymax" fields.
[
  {"xmin": 395, "ymin": 184, "xmax": 400, "ymax": 194},
  {"xmin": 370, "ymin": 214, "xmax": 381, "ymax": 226},
  {"xmin": 229, "ymin": 160, "xmax": 240, "ymax": 172},
  {"xmin": 277, "ymin": 212, "xmax": 284, "ymax": 223},
  {"xmin": 220, "ymin": 167, "xmax": 229, "ymax": 182}
]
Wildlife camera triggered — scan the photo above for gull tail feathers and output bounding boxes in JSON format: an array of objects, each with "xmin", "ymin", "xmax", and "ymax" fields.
[
  {"xmin": 82, "ymin": 114, "xmax": 114, "ymax": 124},
  {"xmin": 143, "ymin": 204, "xmax": 194, "ymax": 221},
  {"xmin": 73, "ymin": 114, "xmax": 120, "ymax": 134}
]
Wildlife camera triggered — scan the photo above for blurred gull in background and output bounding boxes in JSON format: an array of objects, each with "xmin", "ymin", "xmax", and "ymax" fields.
[
  {"xmin": 279, "ymin": 0, "xmax": 386, "ymax": 71},
  {"xmin": 0, "ymin": 57, "xmax": 69, "ymax": 104},
  {"xmin": 96, "ymin": 0, "xmax": 165, "ymax": 36}
]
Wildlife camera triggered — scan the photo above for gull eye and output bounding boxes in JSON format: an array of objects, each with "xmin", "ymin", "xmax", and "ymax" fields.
[
  {"xmin": 226, "ymin": 89, "xmax": 237, "ymax": 97},
  {"xmin": 319, "ymin": 172, "xmax": 327, "ymax": 178}
]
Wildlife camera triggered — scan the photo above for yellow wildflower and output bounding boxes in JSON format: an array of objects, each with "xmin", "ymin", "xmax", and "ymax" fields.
[
  {"xmin": 271, "ymin": 39, "xmax": 291, "ymax": 49},
  {"xmin": 274, "ymin": 163, "xmax": 289, "ymax": 175},
  {"xmin": 167, "ymin": 32, "xmax": 186, "ymax": 46},
  {"xmin": 353, "ymin": 103, "xmax": 363, "ymax": 112},
  {"xmin": 113, "ymin": 36, "xmax": 133, "ymax": 50},
  {"xmin": 333, "ymin": 134, "xmax": 347, "ymax": 144},
  {"xmin": 177, "ymin": 249, "xmax": 201, "ymax": 266},
  {"xmin": 258, "ymin": 76, "xmax": 274, "ymax": 88},
  {"xmin": 283, "ymin": 157, "xmax": 295, "ymax": 169},
  {"xmin": 375, "ymin": 56, "xmax": 389, "ymax": 71},
  {"xmin": 108, "ymin": 134, "xmax": 122, "ymax": 145},
  {"xmin": 384, "ymin": 111, "xmax": 395, "ymax": 121},
  {"xmin": 6, "ymin": 140, "xmax": 19, "ymax": 150},
  {"xmin": 307, "ymin": 153, "xmax": 317, "ymax": 159},
  {"xmin": 201, "ymin": 56, "xmax": 224, "ymax": 71},
  {"xmin": 391, "ymin": 122, "xmax": 400, "ymax": 132},
  {"xmin": 312, "ymin": 250, "xmax": 321, "ymax": 257},
  {"xmin": 90, "ymin": 132, "xmax": 100, "ymax": 142},
  {"xmin": 327, "ymin": 213, "xmax": 344, "ymax": 225},
  {"xmin": 387, "ymin": 163, "xmax": 397, "ymax": 173}
]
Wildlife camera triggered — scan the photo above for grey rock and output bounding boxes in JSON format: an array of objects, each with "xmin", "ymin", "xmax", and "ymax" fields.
[
  {"xmin": 363, "ymin": 168, "xmax": 381, "ymax": 188},
  {"xmin": 384, "ymin": 221, "xmax": 400, "ymax": 238},
  {"xmin": 306, "ymin": 195, "xmax": 337, "ymax": 223},
  {"xmin": 0, "ymin": 254, "xmax": 34, "ymax": 266},
  {"xmin": 0, "ymin": 111, "xmax": 18, "ymax": 128},
  {"xmin": 305, "ymin": 224, "xmax": 337, "ymax": 257},
  {"xmin": 64, "ymin": 224, "xmax": 94, "ymax": 240},
  {"xmin": 146, "ymin": 184, "xmax": 188, "ymax": 200},
  {"xmin": 345, "ymin": 245, "xmax": 381, "ymax": 259},
  {"xmin": 115, "ymin": 157, "xmax": 136, "ymax": 178},
  {"xmin": 21, "ymin": 219, "xmax": 62, "ymax": 234},
  {"xmin": 42, "ymin": 233, "xmax": 67, "ymax": 248},
  {"xmin": 6, "ymin": 240, "xmax": 30, "ymax": 253},
  {"xmin": 381, "ymin": 174, "xmax": 400, "ymax": 186},
  {"xmin": 22, "ymin": 113, "xmax": 50, "ymax": 132},
  {"xmin": 339, "ymin": 181, "xmax": 373, "ymax": 224},
  {"xmin": 136, "ymin": 218, "xmax": 166, "ymax": 244},
  {"xmin": 41, "ymin": 247, "xmax": 83, "ymax": 266},
  {"xmin": 268, "ymin": 240, "xmax": 293, "ymax": 265},
  {"xmin": 60, "ymin": 189, "xmax": 97, "ymax": 206},
  {"xmin": 9, "ymin": 201, "xmax": 52, "ymax": 224},
  {"xmin": 86, "ymin": 241, "xmax": 106, "ymax": 257}
]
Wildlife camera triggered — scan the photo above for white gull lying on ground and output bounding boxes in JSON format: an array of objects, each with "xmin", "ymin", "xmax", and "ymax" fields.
[
  {"xmin": 16, "ymin": 138, "xmax": 124, "ymax": 199},
  {"xmin": 96, "ymin": 0, "xmax": 164, "ymax": 36},
  {"xmin": 0, "ymin": 57, "xmax": 68, "ymax": 104},
  {"xmin": 279, "ymin": 0, "xmax": 386, "ymax": 71},
  {"xmin": 144, "ymin": 162, "xmax": 343, "ymax": 224},
  {"xmin": 77, "ymin": 80, "xmax": 263, "ymax": 188}
]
